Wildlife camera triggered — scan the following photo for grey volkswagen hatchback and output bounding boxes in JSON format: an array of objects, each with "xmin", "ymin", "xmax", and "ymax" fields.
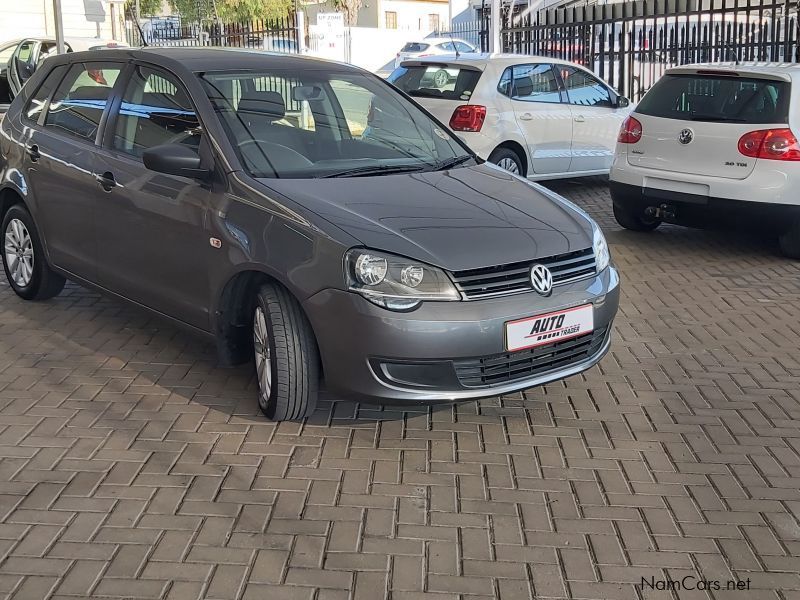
[{"xmin": 0, "ymin": 48, "xmax": 619, "ymax": 420}]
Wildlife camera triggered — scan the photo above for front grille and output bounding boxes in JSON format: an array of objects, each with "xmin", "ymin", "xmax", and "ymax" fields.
[
  {"xmin": 450, "ymin": 248, "xmax": 596, "ymax": 299},
  {"xmin": 454, "ymin": 326, "xmax": 608, "ymax": 388}
]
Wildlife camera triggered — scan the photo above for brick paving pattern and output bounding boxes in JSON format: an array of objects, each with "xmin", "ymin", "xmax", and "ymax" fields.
[{"xmin": 0, "ymin": 178, "xmax": 799, "ymax": 599}]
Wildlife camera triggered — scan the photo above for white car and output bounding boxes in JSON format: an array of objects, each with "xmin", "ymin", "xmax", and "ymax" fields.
[
  {"xmin": 394, "ymin": 37, "xmax": 477, "ymax": 69},
  {"xmin": 610, "ymin": 63, "xmax": 800, "ymax": 257},
  {"xmin": 388, "ymin": 53, "xmax": 631, "ymax": 180}
]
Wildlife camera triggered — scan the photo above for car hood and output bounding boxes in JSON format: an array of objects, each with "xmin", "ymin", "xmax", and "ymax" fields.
[{"xmin": 258, "ymin": 164, "xmax": 594, "ymax": 272}]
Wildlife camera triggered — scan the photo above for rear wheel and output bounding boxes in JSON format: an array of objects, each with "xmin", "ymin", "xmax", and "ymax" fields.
[
  {"xmin": 778, "ymin": 219, "xmax": 800, "ymax": 259},
  {"xmin": 253, "ymin": 282, "xmax": 319, "ymax": 421},
  {"xmin": 2, "ymin": 204, "xmax": 65, "ymax": 300},
  {"xmin": 613, "ymin": 200, "xmax": 661, "ymax": 232},
  {"xmin": 489, "ymin": 147, "xmax": 524, "ymax": 176}
]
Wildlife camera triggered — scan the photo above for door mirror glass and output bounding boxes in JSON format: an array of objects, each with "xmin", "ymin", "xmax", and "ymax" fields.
[
  {"xmin": 143, "ymin": 143, "xmax": 209, "ymax": 179},
  {"xmin": 616, "ymin": 96, "xmax": 630, "ymax": 108}
]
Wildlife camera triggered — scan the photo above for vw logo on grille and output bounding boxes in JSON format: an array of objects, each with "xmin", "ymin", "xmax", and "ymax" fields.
[
  {"xmin": 530, "ymin": 264, "xmax": 553, "ymax": 296},
  {"xmin": 678, "ymin": 128, "xmax": 694, "ymax": 145}
]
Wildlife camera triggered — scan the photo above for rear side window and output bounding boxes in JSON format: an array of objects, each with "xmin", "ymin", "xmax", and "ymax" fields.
[
  {"xmin": 401, "ymin": 43, "xmax": 429, "ymax": 52},
  {"xmin": 389, "ymin": 65, "xmax": 481, "ymax": 100},
  {"xmin": 25, "ymin": 64, "xmax": 67, "ymax": 123},
  {"xmin": 44, "ymin": 62, "xmax": 122, "ymax": 140},
  {"xmin": 112, "ymin": 65, "xmax": 200, "ymax": 157},
  {"xmin": 504, "ymin": 64, "xmax": 561, "ymax": 103},
  {"xmin": 636, "ymin": 74, "xmax": 790, "ymax": 124}
]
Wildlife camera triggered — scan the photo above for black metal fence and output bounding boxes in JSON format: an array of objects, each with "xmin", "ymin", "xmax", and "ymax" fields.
[
  {"xmin": 499, "ymin": 0, "xmax": 799, "ymax": 100},
  {"xmin": 126, "ymin": 14, "xmax": 300, "ymax": 53}
]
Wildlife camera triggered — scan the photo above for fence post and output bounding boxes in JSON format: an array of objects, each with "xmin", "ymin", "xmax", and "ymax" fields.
[{"xmin": 296, "ymin": 10, "xmax": 306, "ymax": 53}]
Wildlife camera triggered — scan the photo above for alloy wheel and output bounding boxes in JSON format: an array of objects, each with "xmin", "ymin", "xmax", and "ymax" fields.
[
  {"xmin": 253, "ymin": 306, "xmax": 272, "ymax": 409},
  {"xmin": 497, "ymin": 157, "xmax": 520, "ymax": 174},
  {"xmin": 4, "ymin": 218, "xmax": 34, "ymax": 288}
]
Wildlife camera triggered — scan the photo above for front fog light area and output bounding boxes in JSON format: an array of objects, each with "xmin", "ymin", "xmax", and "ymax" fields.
[{"xmin": 345, "ymin": 249, "xmax": 460, "ymax": 310}]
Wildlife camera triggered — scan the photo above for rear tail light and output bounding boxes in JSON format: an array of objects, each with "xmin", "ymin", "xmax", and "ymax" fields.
[
  {"xmin": 618, "ymin": 116, "xmax": 642, "ymax": 144},
  {"xmin": 449, "ymin": 105, "xmax": 486, "ymax": 132},
  {"xmin": 738, "ymin": 128, "xmax": 800, "ymax": 161}
]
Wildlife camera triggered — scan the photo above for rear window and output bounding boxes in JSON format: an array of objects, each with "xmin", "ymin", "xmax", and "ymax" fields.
[
  {"xmin": 388, "ymin": 65, "xmax": 482, "ymax": 101},
  {"xmin": 401, "ymin": 43, "xmax": 429, "ymax": 52},
  {"xmin": 637, "ymin": 73, "xmax": 790, "ymax": 124}
]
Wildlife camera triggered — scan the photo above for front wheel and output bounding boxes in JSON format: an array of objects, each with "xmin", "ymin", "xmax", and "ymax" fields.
[
  {"xmin": 488, "ymin": 147, "xmax": 524, "ymax": 176},
  {"xmin": 2, "ymin": 204, "xmax": 65, "ymax": 300},
  {"xmin": 612, "ymin": 200, "xmax": 662, "ymax": 232},
  {"xmin": 253, "ymin": 282, "xmax": 319, "ymax": 421}
]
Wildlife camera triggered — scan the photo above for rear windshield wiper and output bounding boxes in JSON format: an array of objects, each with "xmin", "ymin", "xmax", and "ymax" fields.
[
  {"xmin": 689, "ymin": 114, "xmax": 747, "ymax": 122},
  {"xmin": 433, "ymin": 155, "xmax": 474, "ymax": 171},
  {"xmin": 320, "ymin": 164, "xmax": 427, "ymax": 178}
]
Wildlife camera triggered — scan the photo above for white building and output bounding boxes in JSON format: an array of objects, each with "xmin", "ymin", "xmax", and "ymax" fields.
[{"xmin": 0, "ymin": 0, "xmax": 126, "ymax": 45}]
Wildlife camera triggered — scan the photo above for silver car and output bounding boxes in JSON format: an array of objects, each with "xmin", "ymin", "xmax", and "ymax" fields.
[{"xmin": 0, "ymin": 47, "xmax": 619, "ymax": 420}]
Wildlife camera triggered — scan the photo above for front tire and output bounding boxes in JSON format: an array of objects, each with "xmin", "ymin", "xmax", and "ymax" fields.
[
  {"xmin": 253, "ymin": 282, "xmax": 319, "ymax": 421},
  {"xmin": 2, "ymin": 204, "xmax": 65, "ymax": 300},
  {"xmin": 612, "ymin": 200, "xmax": 661, "ymax": 232},
  {"xmin": 489, "ymin": 147, "xmax": 524, "ymax": 176}
]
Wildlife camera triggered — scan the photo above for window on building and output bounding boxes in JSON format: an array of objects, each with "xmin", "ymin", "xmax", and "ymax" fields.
[
  {"xmin": 428, "ymin": 14, "xmax": 440, "ymax": 31},
  {"xmin": 385, "ymin": 11, "xmax": 397, "ymax": 29}
]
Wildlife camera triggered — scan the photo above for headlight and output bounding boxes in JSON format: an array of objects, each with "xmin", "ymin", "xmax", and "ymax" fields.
[
  {"xmin": 593, "ymin": 223, "xmax": 610, "ymax": 273},
  {"xmin": 345, "ymin": 249, "xmax": 460, "ymax": 311}
]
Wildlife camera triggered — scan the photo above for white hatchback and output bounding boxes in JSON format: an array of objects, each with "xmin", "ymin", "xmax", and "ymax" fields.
[
  {"xmin": 388, "ymin": 53, "xmax": 631, "ymax": 180},
  {"xmin": 610, "ymin": 63, "xmax": 800, "ymax": 257},
  {"xmin": 394, "ymin": 38, "xmax": 478, "ymax": 70}
]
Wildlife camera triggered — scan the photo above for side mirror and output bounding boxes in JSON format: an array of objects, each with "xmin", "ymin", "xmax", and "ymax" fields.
[
  {"xmin": 616, "ymin": 96, "xmax": 630, "ymax": 108},
  {"xmin": 143, "ymin": 143, "xmax": 210, "ymax": 180}
]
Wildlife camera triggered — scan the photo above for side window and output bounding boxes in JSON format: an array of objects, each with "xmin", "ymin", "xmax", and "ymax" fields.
[
  {"xmin": 437, "ymin": 42, "xmax": 455, "ymax": 52},
  {"xmin": 112, "ymin": 65, "xmax": 199, "ymax": 157},
  {"xmin": 44, "ymin": 62, "xmax": 121, "ymax": 141},
  {"xmin": 510, "ymin": 64, "xmax": 561, "ymax": 103},
  {"xmin": 329, "ymin": 79, "xmax": 371, "ymax": 137},
  {"xmin": 25, "ymin": 64, "xmax": 67, "ymax": 123},
  {"xmin": 37, "ymin": 43, "xmax": 58, "ymax": 66},
  {"xmin": 497, "ymin": 67, "xmax": 512, "ymax": 96},
  {"xmin": 561, "ymin": 66, "xmax": 612, "ymax": 107},
  {"xmin": 455, "ymin": 42, "xmax": 473, "ymax": 53},
  {"xmin": 16, "ymin": 41, "xmax": 34, "ymax": 64}
]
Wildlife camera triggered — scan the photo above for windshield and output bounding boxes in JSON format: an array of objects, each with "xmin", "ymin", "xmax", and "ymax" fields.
[
  {"xmin": 201, "ymin": 69, "xmax": 472, "ymax": 178},
  {"xmin": 637, "ymin": 73, "xmax": 790, "ymax": 124},
  {"xmin": 389, "ymin": 64, "xmax": 482, "ymax": 100}
]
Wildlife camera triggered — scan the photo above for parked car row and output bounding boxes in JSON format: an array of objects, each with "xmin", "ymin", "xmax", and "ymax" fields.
[
  {"xmin": 0, "ymin": 47, "xmax": 619, "ymax": 420},
  {"xmin": 0, "ymin": 36, "xmax": 127, "ymax": 111}
]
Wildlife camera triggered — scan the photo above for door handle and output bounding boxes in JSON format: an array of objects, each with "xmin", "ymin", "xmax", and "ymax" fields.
[
  {"xmin": 519, "ymin": 112, "xmax": 533, "ymax": 121},
  {"xmin": 574, "ymin": 115, "xmax": 586, "ymax": 123},
  {"xmin": 95, "ymin": 171, "xmax": 117, "ymax": 192},
  {"xmin": 26, "ymin": 144, "xmax": 40, "ymax": 162}
]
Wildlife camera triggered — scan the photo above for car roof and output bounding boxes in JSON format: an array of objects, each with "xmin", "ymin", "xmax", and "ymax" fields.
[
  {"xmin": 667, "ymin": 61, "xmax": 800, "ymax": 80},
  {"xmin": 401, "ymin": 53, "xmax": 579, "ymax": 69},
  {"xmin": 407, "ymin": 37, "xmax": 472, "ymax": 45},
  {"xmin": 52, "ymin": 46, "xmax": 364, "ymax": 73}
]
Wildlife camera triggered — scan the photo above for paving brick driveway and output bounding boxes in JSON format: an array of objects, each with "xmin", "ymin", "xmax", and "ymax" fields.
[{"xmin": 1, "ymin": 178, "xmax": 800, "ymax": 600}]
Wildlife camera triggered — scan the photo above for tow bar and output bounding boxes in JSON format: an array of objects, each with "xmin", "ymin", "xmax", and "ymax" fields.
[{"xmin": 645, "ymin": 204, "xmax": 677, "ymax": 220}]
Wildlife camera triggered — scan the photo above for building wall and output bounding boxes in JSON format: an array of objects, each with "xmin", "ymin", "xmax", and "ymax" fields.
[
  {"xmin": 379, "ymin": 0, "xmax": 450, "ymax": 31},
  {"xmin": 0, "ymin": 0, "xmax": 121, "ymax": 45}
]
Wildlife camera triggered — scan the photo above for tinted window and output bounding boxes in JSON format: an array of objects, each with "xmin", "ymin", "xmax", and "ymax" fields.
[
  {"xmin": 44, "ymin": 62, "xmax": 121, "ymax": 140},
  {"xmin": 561, "ymin": 66, "xmax": 612, "ymax": 107},
  {"xmin": 389, "ymin": 64, "xmax": 481, "ymax": 100},
  {"xmin": 636, "ymin": 73, "xmax": 789, "ymax": 124},
  {"xmin": 455, "ymin": 42, "xmax": 474, "ymax": 53},
  {"xmin": 112, "ymin": 65, "xmax": 199, "ymax": 157},
  {"xmin": 16, "ymin": 41, "xmax": 34, "ymax": 63},
  {"xmin": 202, "ymin": 69, "xmax": 469, "ymax": 179},
  {"xmin": 401, "ymin": 42, "xmax": 429, "ymax": 52},
  {"xmin": 510, "ymin": 64, "xmax": 561, "ymax": 103},
  {"xmin": 25, "ymin": 64, "xmax": 67, "ymax": 123}
]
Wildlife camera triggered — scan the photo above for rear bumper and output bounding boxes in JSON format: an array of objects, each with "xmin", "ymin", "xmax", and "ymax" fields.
[{"xmin": 610, "ymin": 180, "xmax": 800, "ymax": 229}]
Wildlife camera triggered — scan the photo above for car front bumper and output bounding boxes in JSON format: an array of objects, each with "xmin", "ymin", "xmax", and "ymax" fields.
[{"xmin": 303, "ymin": 265, "xmax": 620, "ymax": 403}]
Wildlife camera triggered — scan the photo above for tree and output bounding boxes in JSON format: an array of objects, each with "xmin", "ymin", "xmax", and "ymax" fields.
[
  {"xmin": 217, "ymin": 0, "xmax": 293, "ymax": 22},
  {"xmin": 331, "ymin": 0, "xmax": 362, "ymax": 26},
  {"xmin": 125, "ymin": 0, "xmax": 165, "ymax": 17}
]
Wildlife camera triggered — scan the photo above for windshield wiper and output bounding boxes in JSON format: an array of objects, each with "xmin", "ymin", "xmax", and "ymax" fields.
[
  {"xmin": 433, "ymin": 155, "xmax": 473, "ymax": 171},
  {"xmin": 320, "ymin": 164, "xmax": 427, "ymax": 178},
  {"xmin": 690, "ymin": 114, "xmax": 747, "ymax": 122}
]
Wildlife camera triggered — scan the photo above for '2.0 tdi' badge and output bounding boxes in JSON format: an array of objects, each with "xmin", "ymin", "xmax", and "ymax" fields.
[{"xmin": 678, "ymin": 128, "xmax": 694, "ymax": 145}]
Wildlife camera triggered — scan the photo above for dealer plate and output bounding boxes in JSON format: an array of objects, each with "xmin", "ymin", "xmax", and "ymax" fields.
[{"xmin": 505, "ymin": 304, "xmax": 594, "ymax": 352}]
